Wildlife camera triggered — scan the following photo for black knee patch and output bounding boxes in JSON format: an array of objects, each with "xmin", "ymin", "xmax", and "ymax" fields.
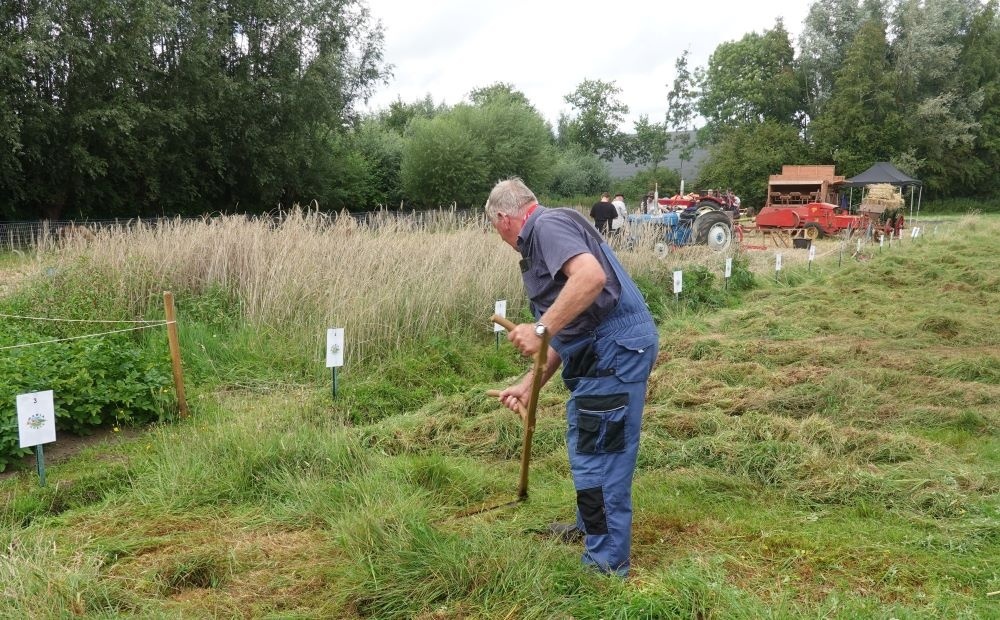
[{"xmin": 577, "ymin": 486, "xmax": 608, "ymax": 535}]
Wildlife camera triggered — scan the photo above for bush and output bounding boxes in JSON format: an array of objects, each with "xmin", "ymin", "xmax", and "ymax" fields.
[
  {"xmin": 547, "ymin": 148, "xmax": 611, "ymax": 198},
  {"xmin": 918, "ymin": 197, "xmax": 1000, "ymax": 213},
  {"xmin": 400, "ymin": 116, "xmax": 489, "ymax": 208},
  {"xmin": 612, "ymin": 168, "xmax": 682, "ymax": 204},
  {"xmin": 0, "ymin": 325, "xmax": 173, "ymax": 471}
]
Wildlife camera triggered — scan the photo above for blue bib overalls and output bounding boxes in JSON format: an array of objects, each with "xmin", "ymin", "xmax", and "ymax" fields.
[{"xmin": 546, "ymin": 241, "xmax": 658, "ymax": 576}]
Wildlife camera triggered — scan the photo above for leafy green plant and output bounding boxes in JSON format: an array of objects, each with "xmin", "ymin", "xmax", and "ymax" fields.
[{"xmin": 0, "ymin": 325, "xmax": 173, "ymax": 471}]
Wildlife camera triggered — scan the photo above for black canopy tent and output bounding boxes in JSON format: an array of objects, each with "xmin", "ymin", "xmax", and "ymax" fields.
[{"xmin": 844, "ymin": 162, "xmax": 923, "ymax": 223}]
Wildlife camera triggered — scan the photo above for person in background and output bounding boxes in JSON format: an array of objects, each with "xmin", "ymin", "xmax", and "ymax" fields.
[
  {"xmin": 485, "ymin": 177, "xmax": 659, "ymax": 577},
  {"xmin": 644, "ymin": 192, "xmax": 659, "ymax": 214},
  {"xmin": 610, "ymin": 193, "xmax": 628, "ymax": 235},
  {"xmin": 590, "ymin": 192, "xmax": 616, "ymax": 235}
]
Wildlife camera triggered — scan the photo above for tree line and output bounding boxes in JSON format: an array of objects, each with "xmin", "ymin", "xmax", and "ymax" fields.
[{"xmin": 2, "ymin": 0, "xmax": 998, "ymax": 219}]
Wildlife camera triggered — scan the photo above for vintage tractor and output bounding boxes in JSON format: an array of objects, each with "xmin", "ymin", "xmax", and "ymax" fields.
[
  {"xmin": 627, "ymin": 202, "xmax": 737, "ymax": 252},
  {"xmin": 658, "ymin": 189, "xmax": 741, "ymax": 218}
]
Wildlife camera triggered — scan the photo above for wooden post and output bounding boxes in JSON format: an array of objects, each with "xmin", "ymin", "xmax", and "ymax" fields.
[{"xmin": 163, "ymin": 291, "xmax": 189, "ymax": 418}]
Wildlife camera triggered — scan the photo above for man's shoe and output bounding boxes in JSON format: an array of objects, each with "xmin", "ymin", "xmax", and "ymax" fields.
[{"xmin": 547, "ymin": 522, "xmax": 584, "ymax": 543}]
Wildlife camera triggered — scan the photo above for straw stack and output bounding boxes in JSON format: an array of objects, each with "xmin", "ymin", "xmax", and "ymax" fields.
[{"xmin": 861, "ymin": 183, "xmax": 903, "ymax": 214}]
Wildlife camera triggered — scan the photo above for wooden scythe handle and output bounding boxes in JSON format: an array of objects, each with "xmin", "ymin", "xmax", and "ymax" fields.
[
  {"xmin": 486, "ymin": 389, "xmax": 527, "ymax": 421},
  {"xmin": 491, "ymin": 314, "xmax": 516, "ymax": 331},
  {"xmin": 488, "ymin": 313, "xmax": 549, "ymax": 501},
  {"xmin": 518, "ymin": 329, "xmax": 549, "ymax": 499}
]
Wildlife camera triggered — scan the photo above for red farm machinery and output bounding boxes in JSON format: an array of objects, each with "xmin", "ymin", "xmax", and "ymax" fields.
[{"xmin": 754, "ymin": 165, "xmax": 904, "ymax": 241}]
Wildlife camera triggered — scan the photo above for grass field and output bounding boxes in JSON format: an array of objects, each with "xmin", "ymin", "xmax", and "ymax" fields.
[{"xmin": 0, "ymin": 212, "xmax": 997, "ymax": 618}]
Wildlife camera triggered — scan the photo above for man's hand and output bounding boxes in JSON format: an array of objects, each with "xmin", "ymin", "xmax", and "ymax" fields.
[
  {"xmin": 498, "ymin": 379, "xmax": 532, "ymax": 421},
  {"xmin": 508, "ymin": 323, "xmax": 542, "ymax": 357}
]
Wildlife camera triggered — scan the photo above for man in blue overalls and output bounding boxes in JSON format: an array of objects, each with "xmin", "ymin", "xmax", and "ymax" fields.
[{"xmin": 486, "ymin": 177, "xmax": 659, "ymax": 577}]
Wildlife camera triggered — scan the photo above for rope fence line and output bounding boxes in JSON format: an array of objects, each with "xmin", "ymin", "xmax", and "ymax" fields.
[
  {"xmin": 1, "ymin": 290, "xmax": 189, "ymax": 418},
  {"xmin": 0, "ymin": 312, "xmax": 165, "ymax": 324},
  {"xmin": 0, "ymin": 321, "xmax": 174, "ymax": 352}
]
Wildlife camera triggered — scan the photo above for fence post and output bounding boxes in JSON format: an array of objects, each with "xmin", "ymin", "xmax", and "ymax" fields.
[{"xmin": 163, "ymin": 291, "xmax": 190, "ymax": 418}]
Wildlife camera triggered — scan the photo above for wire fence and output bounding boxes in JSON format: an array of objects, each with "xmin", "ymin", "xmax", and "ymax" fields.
[{"xmin": 0, "ymin": 219, "xmax": 198, "ymax": 252}]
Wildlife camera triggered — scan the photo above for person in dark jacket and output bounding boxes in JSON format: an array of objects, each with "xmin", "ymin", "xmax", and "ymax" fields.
[{"xmin": 589, "ymin": 192, "xmax": 617, "ymax": 235}]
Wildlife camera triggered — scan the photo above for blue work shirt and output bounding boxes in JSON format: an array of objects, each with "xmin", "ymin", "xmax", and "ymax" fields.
[{"xmin": 517, "ymin": 206, "xmax": 622, "ymax": 342}]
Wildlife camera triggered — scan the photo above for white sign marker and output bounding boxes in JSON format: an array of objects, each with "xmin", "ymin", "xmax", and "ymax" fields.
[
  {"xmin": 775, "ymin": 254, "xmax": 783, "ymax": 271},
  {"xmin": 673, "ymin": 270, "xmax": 683, "ymax": 294},
  {"xmin": 17, "ymin": 390, "xmax": 56, "ymax": 449},
  {"xmin": 880, "ymin": 235, "xmax": 884, "ymax": 249},
  {"xmin": 724, "ymin": 257, "xmax": 733, "ymax": 279},
  {"xmin": 911, "ymin": 227, "xmax": 921, "ymax": 238},
  {"xmin": 808, "ymin": 245, "xmax": 816, "ymax": 262},
  {"xmin": 493, "ymin": 300, "xmax": 507, "ymax": 332},
  {"xmin": 326, "ymin": 328, "xmax": 345, "ymax": 368}
]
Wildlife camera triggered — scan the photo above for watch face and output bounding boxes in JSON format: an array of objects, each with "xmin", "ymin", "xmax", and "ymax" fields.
[{"xmin": 534, "ymin": 324, "xmax": 546, "ymax": 336}]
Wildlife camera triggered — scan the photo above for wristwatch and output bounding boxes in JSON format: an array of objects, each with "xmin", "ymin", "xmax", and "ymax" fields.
[{"xmin": 534, "ymin": 322, "xmax": 547, "ymax": 337}]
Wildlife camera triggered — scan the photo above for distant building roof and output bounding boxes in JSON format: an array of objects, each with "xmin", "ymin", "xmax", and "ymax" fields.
[{"xmin": 605, "ymin": 130, "xmax": 710, "ymax": 180}]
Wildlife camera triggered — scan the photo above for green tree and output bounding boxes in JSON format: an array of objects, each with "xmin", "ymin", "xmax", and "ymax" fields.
[
  {"xmin": 697, "ymin": 20, "xmax": 805, "ymax": 140},
  {"xmin": 808, "ymin": 17, "xmax": 905, "ymax": 177},
  {"xmin": 626, "ymin": 115, "xmax": 669, "ymax": 171},
  {"xmin": 400, "ymin": 115, "xmax": 489, "ymax": 208},
  {"xmin": 665, "ymin": 50, "xmax": 698, "ymax": 179},
  {"xmin": 955, "ymin": 0, "xmax": 1000, "ymax": 195},
  {"xmin": 799, "ymin": 0, "xmax": 864, "ymax": 111},
  {"xmin": 2, "ymin": 0, "xmax": 389, "ymax": 219},
  {"xmin": 891, "ymin": 0, "xmax": 986, "ymax": 194},
  {"xmin": 558, "ymin": 79, "xmax": 629, "ymax": 159},
  {"xmin": 398, "ymin": 95, "xmax": 555, "ymax": 208},
  {"xmin": 547, "ymin": 148, "xmax": 611, "ymax": 198},
  {"xmin": 614, "ymin": 168, "xmax": 681, "ymax": 205},
  {"xmin": 454, "ymin": 101, "xmax": 555, "ymax": 192},
  {"xmin": 379, "ymin": 95, "xmax": 444, "ymax": 134},
  {"xmin": 468, "ymin": 82, "xmax": 535, "ymax": 111},
  {"xmin": 697, "ymin": 121, "xmax": 812, "ymax": 210},
  {"xmin": 353, "ymin": 118, "xmax": 406, "ymax": 208},
  {"xmin": 0, "ymin": 4, "xmax": 26, "ymax": 218}
]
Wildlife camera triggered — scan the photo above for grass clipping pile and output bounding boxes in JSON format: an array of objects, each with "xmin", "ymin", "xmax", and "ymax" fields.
[{"xmin": 859, "ymin": 183, "xmax": 904, "ymax": 215}]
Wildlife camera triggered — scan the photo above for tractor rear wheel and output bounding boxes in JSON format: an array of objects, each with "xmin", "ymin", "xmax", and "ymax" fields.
[
  {"xmin": 694, "ymin": 211, "xmax": 733, "ymax": 252},
  {"xmin": 803, "ymin": 223, "xmax": 823, "ymax": 239}
]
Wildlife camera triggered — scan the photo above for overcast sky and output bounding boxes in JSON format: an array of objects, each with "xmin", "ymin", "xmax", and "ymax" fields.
[{"xmin": 361, "ymin": 0, "xmax": 813, "ymax": 130}]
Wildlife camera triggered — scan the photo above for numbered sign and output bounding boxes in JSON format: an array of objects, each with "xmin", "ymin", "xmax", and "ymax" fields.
[
  {"xmin": 879, "ymin": 235, "xmax": 884, "ymax": 249},
  {"xmin": 775, "ymin": 254, "xmax": 783, "ymax": 271},
  {"xmin": 856, "ymin": 239, "xmax": 862, "ymax": 253},
  {"xmin": 17, "ymin": 390, "xmax": 56, "ymax": 448},
  {"xmin": 724, "ymin": 257, "xmax": 733, "ymax": 279},
  {"xmin": 326, "ymin": 328, "xmax": 344, "ymax": 368},
  {"xmin": 911, "ymin": 227, "xmax": 920, "ymax": 238},
  {"xmin": 808, "ymin": 245, "xmax": 816, "ymax": 262},
  {"xmin": 493, "ymin": 300, "xmax": 507, "ymax": 332},
  {"xmin": 673, "ymin": 270, "xmax": 683, "ymax": 294}
]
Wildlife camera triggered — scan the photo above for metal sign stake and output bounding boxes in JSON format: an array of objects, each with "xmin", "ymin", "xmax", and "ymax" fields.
[{"xmin": 35, "ymin": 445, "xmax": 46, "ymax": 487}]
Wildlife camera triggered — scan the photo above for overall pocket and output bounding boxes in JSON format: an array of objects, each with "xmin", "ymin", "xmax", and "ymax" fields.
[
  {"xmin": 575, "ymin": 393, "xmax": 629, "ymax": 454},
  {"xmin": 603, "ymin": 333, "xmax": 659, "ymax": 383}
]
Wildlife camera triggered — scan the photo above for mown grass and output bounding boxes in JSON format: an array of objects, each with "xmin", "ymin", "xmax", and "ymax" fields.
[{"xmin": 0, "ymin": 214, "xmax": 997, "ymax": 618}]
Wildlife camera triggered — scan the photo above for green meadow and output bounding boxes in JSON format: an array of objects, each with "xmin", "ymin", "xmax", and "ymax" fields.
[{"xmin": 0, "ymin": 212, "xmax": 997, "ymax": 618}]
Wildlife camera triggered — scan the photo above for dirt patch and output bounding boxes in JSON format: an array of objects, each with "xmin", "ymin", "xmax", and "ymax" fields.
[{"xmin": 0, "ymin": 426, "xmax": 139, "ymax": 480}]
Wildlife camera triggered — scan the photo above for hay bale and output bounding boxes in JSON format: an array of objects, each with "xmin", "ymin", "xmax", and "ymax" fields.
[{"xmin": 860, "ymin": 183, "xmax": 903, "ymax": 215}]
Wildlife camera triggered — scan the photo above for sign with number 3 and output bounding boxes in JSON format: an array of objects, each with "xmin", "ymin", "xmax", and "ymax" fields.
[{"xmin": 17, "ymin": 390, "xmax": 56, "ymax": 448}]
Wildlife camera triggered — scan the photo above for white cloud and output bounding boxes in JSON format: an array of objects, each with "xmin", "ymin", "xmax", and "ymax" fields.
[{"xmin": 363, "ymin": 0, "xmax": 811, "ymax": 130}]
